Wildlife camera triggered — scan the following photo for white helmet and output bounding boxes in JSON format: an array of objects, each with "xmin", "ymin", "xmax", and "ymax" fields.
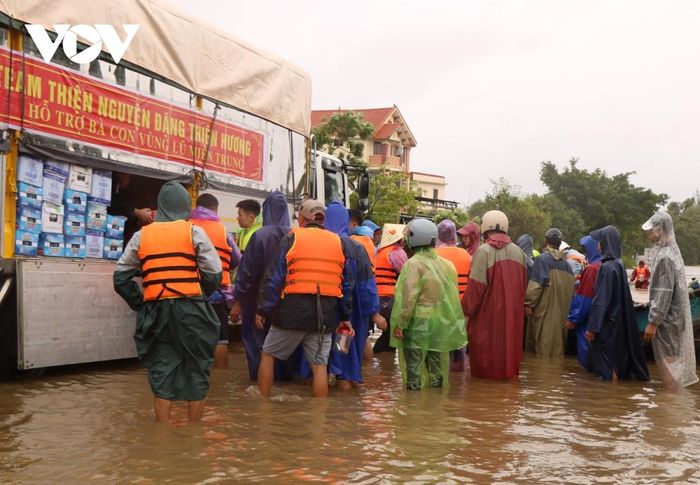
[
  {"xmin": 481, "ymin": 210, "xmax": 509, "ymax": 234},
  {"xmin": 405, "ymin": 218, "xmax": 438, "ymax": 249}
]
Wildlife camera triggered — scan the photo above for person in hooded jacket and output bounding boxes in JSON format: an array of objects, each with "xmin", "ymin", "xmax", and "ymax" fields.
[
  {"xmin": 113, "ymin": 182, "xmax": 222, "ymax": 422},
  {"xmin": 565, "ymin": 235, "xmax": 602, "ymax": 371},
  {"xmin": 229, "ymin": 191, "xmax": 292, "ymax": 381},
  {"xmin": 457, "ymin": 221, "xmax": 481, "ymax": 256},
  {"xmin": 435, "ymin": 219, "xmax": 471, "ymax": 372},
  {"xmin": 462, "ymin": 210, "xmax": 528, "ymax": 379},
  {"xmin": 516, "ymin": 234, "xmax": 535, "ymax": 277},
  {"xmin": 585, "ymin": 225, "xmax": 649, "ymax": 382},
  {"xmin": 298, "ymin": 202, "xmax": 386, "ymax": 389},
  {"xmin": 642, "ymin": 211, "xmax": 698, "ymax": 391},
  {"xmin": 189, "ymin": 193, "xmax": 242, "ymax": 368},
  {"xmin": 525, "ymin": 228, "xmax": 576, "ymax": 358}
]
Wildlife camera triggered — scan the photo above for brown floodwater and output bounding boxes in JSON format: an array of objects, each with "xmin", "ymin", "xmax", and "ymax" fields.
[{"xmin": 1, "ymin": 344, "xmax": 699, "ymax": 484}]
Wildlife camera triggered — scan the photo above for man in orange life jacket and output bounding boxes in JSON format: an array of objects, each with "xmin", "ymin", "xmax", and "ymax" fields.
[
  {"xmin": 630, "ymin": 259, "xmax": 651, "ymax": 289},
  {"xmin": 114, "ymin": 182, "xmax": 222, "ymax": 422},
  {"xmin": 256, "ymin": 199, "xmax": 355, "ymax": 398},
  {"xmin": 189, "ymin": 193, "xmax": 242, "ymax": 368},
  {"xmin": 373, "ymin": 223, "xmax": 408, "ymax": 353},
  {"xmin": 435, "ymin": 219, "xmax": 471, "ymax": 371}
]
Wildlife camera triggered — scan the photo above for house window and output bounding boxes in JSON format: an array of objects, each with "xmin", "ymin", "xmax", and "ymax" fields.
[
  {"xmin": 373, "ymin": 142, "xmax": 382, "ymax": 155},
  {"xmin": 433, "ymin": 189, "xmax": 438, "ymax": 200}
]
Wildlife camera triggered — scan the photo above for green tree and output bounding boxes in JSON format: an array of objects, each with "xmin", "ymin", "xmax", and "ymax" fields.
[
  {"xmin": 311, "ymin": 111, "xmax": 374, "ymax": 165},
  {"xmin": 468, "ymin": 178, "xmax": 550, "ymax": 245},
  {"xmin": 433, "ymin": 207, "xmax": 471, "ymax": 227},
  {"xmin": 367, "ymin": 170, "xmax": 420, "ymax": 227},
  {"xmin": 540, "ymin": 159, "xmax": 667, "ymax": 258},
  {"xmin": 668, "ymin": 194, "xmax": 700, "ymax": 265}
]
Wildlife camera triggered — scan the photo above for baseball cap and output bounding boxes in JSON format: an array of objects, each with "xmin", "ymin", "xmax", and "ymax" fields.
[{"xmin": 299, "ymin": 198, "xmax": 326, "ymax": 222}]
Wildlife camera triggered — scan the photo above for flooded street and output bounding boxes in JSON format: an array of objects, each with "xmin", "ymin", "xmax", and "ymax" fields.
[{"xmin": 2, "ymin": 345, "xmax": 700, "ymax": 484}]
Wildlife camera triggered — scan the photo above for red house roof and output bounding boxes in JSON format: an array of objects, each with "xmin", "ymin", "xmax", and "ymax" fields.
[
  {"xmin": 311, "ymin": 107, "xmax": 394, "ymax": 131},
  {"xmin": 311, "ymin": 106, "xmax": 417, "ymax": 146}
]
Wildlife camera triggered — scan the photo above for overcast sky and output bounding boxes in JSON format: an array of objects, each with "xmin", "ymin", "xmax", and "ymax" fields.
[{"xmin": 169, "ymin": 0, "xmax": 699, "ymax": 205}]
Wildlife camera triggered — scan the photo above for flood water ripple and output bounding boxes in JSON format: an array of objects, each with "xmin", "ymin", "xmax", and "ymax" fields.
[{"xmin": 1, "ymin": 346, "xmax": 700, "ymax": 484}]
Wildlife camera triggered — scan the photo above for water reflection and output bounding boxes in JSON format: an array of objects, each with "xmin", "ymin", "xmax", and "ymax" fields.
[{"xmin": 2, "ymin": 347, "xmax": 700, "ymax": 483}]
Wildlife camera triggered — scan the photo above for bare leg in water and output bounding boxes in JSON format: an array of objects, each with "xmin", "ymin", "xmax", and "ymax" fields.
[
  {"xmin": 310, "ymin": 364, "xmax": 329, "ymax": 398},
  {"xmin": 213, "ymin": 344, "xmax": 229, "ymax": 368},
  {"xmin": 258, "ymin": 352, "xmax": 275, "ymax": 397},
  {"xmin": 188, "ymin": 400, "xmax": 205, "ymax": 421},
  {"xmin": 154, "ymin": 397, "xmax": 172, "ymax": 422}
]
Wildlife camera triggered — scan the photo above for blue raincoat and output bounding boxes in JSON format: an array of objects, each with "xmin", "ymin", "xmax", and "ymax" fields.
[
  {"xmin": 300, "ymin": 202, "xmax": 379, "ymax": 382},
  {"xmin": 587, "ymin": 226, "xmax": 649, "ymax": 381},
  {"xmin": 566, "ymin": 235, "xmax": 601, "ymax": 370},
  {"xmin": 234, "ymin": 191, "xmax": 292, "ymax": 380}
]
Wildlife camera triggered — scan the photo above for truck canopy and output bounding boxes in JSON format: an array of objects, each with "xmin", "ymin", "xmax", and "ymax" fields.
[{"xmin": 0, "ymin": 0, "xmax": 312, "ymax": 135}]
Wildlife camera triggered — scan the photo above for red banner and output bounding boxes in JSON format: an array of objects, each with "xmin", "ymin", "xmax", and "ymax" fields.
[{"xmin": 0, "ymin": 48, "xmax": 264, "ymax": 181}]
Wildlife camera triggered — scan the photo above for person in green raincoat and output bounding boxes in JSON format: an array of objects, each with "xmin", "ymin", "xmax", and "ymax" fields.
[
  {"xmin": 390, "ymin": 218, "xmax": 468, "ymax": 390},
  {"xmin": 113, "ymin": 182, "xmax": 222, "ymax": 422}
]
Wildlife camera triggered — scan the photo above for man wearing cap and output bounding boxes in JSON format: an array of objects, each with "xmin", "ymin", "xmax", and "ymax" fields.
[
  {"xmin": 524, "ymin": 228, "xmax": 576, "ymax": 358},
  {"xmin": 373, "ymin": 223, "xmax": 408, "ymax": 353},
  {"xmin": 255, "ymin": 199, "xmax": 355, "ymax": 398},
  {"xmin": 462, "ymin": 210, "xmax": 528, "ymax": 379}
]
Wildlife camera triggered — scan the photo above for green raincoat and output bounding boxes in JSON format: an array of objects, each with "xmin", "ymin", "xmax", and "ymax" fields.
[
  {"xmin": 113, "ymin": 182, "xmax": 222, "ymax": 401},
  {"xmin": 389, "ymin": 247, "xmax": 467, "ymax": 389}
]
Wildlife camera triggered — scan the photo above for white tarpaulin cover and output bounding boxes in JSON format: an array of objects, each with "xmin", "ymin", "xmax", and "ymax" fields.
[{"xmin": 0, "ymin": 0, "xmax": 312, "ymax": 135}]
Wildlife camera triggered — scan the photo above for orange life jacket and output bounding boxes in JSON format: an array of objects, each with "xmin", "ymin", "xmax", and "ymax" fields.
[
  {"xmin": 190, "ymin": 218, "xmax": 232, "ymax": 287},
  {"xmin": 635, "ymin": 265, "xmax": 651, "ymax": 279},
  {"xmin": 138, "ymin": 220, "xmax": 202, "ymax": 301},
  {"xmin": 351, "ymin": 234, "xmax": 376, "ymax": 272},
  {"xmin": 283, "ymin": 227, "xmax": 345, "ymax": 298},
  {"xmin": 376, "ymin": 246, "xmax": 399, "ymax": 297},
  {"xmin": 436, "ymin": 246, "xmax": 471, "ymax": 297}
]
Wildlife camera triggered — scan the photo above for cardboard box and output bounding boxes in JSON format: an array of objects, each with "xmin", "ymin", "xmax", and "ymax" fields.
[
  {"xmin": 64, "ymin": 236, "xmax": 86, "ymax": 259},
  {"xmin": 106, "ymin": 215, "xmax": 127, "ymax": 239},
  {"xmin": 86, "ymin": 230, "xmax": 105, "ymax": 259},
  {"xmin": 15, "ymin": 230, "xmax": 39, "ymax": 256},
  {"xmin": 86, "ymin": 200, "xmax": 108, "ymax": 232},
  {"xmin": 68, "ymin": 164, "xmax": 92, "ymax": 192},
  {"xmin": 17, "ymin": 206, "xmax": 42, "ymax": 234},
  {"xmin": 64, "ymin": 189, "xmax": 88, "ymax": 213},
  {"xmin": 39, "ymin": 232, "xmax": 65, "ymax": 257},
  {"xmin": 41, "ymin": 202, "xmax": 65, "ymax": 234},
  {"xmin": 18, "ymin": 155, "xmax": 43, "ymax": 187},
  {"xmin": 64, "ymin": 211, "xmax": 86, "ymax": 237},
  {"xmin": 103, "ymin": 237, "xmax": 124, "ymax": 260},
  {"xmin": 45, "ymin": 160, "xmax": 70, "ymax": 179},
  {"xmin": 42, "ymin": 167, "xmax": 67, "ymax": 206},
  {"xmin": 18, "ymin": 182, "xmax": 43, "ymax": 209},
  {"xmin": 90, "ymin": 169, "xmax": 112, "ymax": 204}
]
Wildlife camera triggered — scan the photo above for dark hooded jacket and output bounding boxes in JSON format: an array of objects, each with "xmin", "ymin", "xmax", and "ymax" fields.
[
  {"xmin": 234, "ymin": 191, "xmax": 295, "ymax": 381},
  {"xmin": 587, "ymin": 226, "xmax": 649, "ymax": 381},
  {"xmin": 516, "ymin": 234, "xmax": 535, "ymax": 276},
  {"xmin": 234, "ymin": 191, "xmax": 291, "ymax": 307},
  {"xmin": 567, "ymin": 235, "xmax": 602, "ymax": 371}
]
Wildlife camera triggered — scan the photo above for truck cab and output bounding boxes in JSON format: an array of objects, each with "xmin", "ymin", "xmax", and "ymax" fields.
[{"xmin": 307, "ymin": 149, "xmax": 370, "ymax": 210}]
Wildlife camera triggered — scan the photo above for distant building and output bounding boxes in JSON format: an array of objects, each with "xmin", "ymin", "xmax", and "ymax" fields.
[
  {"xmin": 311, "ymin": 105, "xmax": 417, "ymax": 174},
  {"xmin": 410, "ymin": 171, "xmax": 458, "ymax": 212}
]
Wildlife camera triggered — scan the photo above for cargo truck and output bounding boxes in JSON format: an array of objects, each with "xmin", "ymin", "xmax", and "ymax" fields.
[{"xmin": 0, "ymin": 0, "xmax": 368, "ymax": 374}]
